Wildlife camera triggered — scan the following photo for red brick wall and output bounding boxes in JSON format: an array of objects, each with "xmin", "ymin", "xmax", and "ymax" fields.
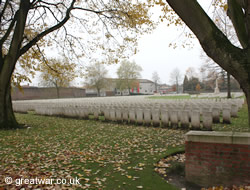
[
  {"xmin": 12, "ymin": 87, "xmax": 86, "ymax": 100},
  {"xmin": 185, "ymin": 131, "xmax": 250, "ymax": 187}
]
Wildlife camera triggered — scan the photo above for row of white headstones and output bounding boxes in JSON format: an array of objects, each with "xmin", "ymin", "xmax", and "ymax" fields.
[{"xmin": 13, "ymin": 96, "xmax": 245, "ymax": 130}]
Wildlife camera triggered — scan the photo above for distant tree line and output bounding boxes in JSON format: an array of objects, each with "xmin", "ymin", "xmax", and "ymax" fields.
[{"xmin": 183, "ymin": 74, "xmax": 241, "ymax": 94}]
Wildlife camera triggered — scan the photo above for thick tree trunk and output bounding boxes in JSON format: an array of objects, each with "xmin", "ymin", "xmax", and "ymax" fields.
[
  {"xmin": 0, "ymin": 57, "xmax": 19, "ymax": 129},
  {"xmin": 0, "ymin": 1, "xmax": 30, "ymax": 129},
  {"xmin": 0, "ymin": 0, "xmax": 75, "ymax": 128},
  {"xmin": 243, "ymin": 87, "xmax": 250, "ymax": 128},
  {"xmin": 0, "ymin": 85, "xmax": 19, "ymax": 128},
  {"xmin": 247, "ymin": 95, "xmax": 250, "ymax": 128},
  {"xmin": 165, "ymin": 0, "xmax": 250, "ymax": 127},
  {"xmin": 227, "ymin": 72, "xmax": 232, "ymax": 99},
  {"xmin": 248, "ymin": 98, "xmax": 250, "ymax": 128}
]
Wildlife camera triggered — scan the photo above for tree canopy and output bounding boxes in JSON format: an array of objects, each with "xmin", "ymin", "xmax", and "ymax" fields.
[
  {"xmin": 84, "ymin": 62, "xmax": 108, "ymax": 97},
  {"xmin": 1, "ymin": 0, "xmax": 250, "ymax": 127},
  {"xmin": 0, "ymin": 0, "xmax": 154, "ymax": 128},
  {"xmin": 152, "ymin": 71, "xmax": 160, "ymax": 92},
  {"xmin": 39, "ymin": 58, "xmax": 77, "ymax": 98},
  {"xmin": 116, "ymin": 60, "xmax": 142, "ymax": 94},
  {"xmin": 169, "ymin": 68, "xmax": 182, "ymax": 94}
]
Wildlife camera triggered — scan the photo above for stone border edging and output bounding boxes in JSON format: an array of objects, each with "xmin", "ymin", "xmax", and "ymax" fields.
[{"xmin": 185, "ymin": 131, "xmax": 250, "ymax": 145}]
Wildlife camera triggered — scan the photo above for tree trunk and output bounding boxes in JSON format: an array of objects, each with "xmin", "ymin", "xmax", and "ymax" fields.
[
  {"xmin": 56, "ymin": 86, "xmax": 60, "ymax": 98},
  {"xmin": 243, "ymin": 87, "xmax": 250, "ymax": 128},
  {"xmin": 176, "ymin": 82, "xmax": 179, "ymax": 94},
  {"xmin": 97, "ymin": 89, "xmax": 100, "ymax": 97},
  {"xmin": 227, "ymin": 72, "xmax": 232, "ymax": 99},
  {"xmin": 55, "ymin": 84, "xmax": 60, "ymax": 98},
  {"xmin": 165, "ymin": 0, "xmax": 250, "ymax": 127},
  {"xmin": 0, "ymin": 85, "xmax": 19, "ymax": 128},
  {"xmin": 0, "ymin": 1, "xmax": 30, "ymax": 129}
]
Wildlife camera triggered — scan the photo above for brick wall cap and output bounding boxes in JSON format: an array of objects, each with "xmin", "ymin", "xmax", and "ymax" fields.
[{"xmin": 185, "ymin": 131, "xmax": 250, "ymax": 145}]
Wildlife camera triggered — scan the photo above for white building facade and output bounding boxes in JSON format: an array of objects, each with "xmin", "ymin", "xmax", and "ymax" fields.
[{"xmin": 85, "ymin": 78, "xmax": 156, "ymax": 96}]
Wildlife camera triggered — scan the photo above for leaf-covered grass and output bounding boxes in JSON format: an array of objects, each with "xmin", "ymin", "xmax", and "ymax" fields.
[{"xmin": 0, "ymin": 113, "xmax": 185, "ymax": 190}]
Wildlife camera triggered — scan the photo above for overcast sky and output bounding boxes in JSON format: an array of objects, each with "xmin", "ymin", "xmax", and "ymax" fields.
[
  {"xmin": 35, "ymin": 23, "xmax": 204, "ymax": 87},
  {"xmin": 30, "ymin": 1, "xmax": 214, "ymax": 87},
  {"xmin": 104, "ymin": 1, "xmax": 213, "ymax": 85},
  {"xmin": 105, "ymin": 23, "xmax": 203, "ymax": 84}
]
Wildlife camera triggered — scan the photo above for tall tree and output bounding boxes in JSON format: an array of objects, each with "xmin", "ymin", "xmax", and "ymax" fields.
[
  {"xmin": 200, "ymin": 5, "xmax": 240, "ymax": 98},
  {"xmin": 152, "ymin": 71, "xmax": 161, "ymax": 92},
  {"xmin": 185, "ymin": 67, "xmax": 198, "ymax": 80},
  {"xmin": 39, "ymin": 58, "xmax": 76, "ymax": 98},
  {"xmin": 169, "ymin": 68, "xmax": 182, "ymax": 94},
  {"xmin": 196, "ymin": 83, "xmax": 201, "ymax": 93},
  {"xmin": 183, "ymin": 75, "xmax": 189, "ymax": 93},
  {"xmin": 164, "ymin": 0, "xmax": 250, "ymax": 126},
  {"xmin": 188, "ymin": 77, "xmax": 200, "ymax": 92},
  {"xmin": 84, "ymin": 62, "xmax": 108, "ymax": 97},
  {"xmin": 0, "ymin": 0, "xmax": 153, "ymax": 128},
  {"xmin": 116, "ymin": 60, "xmax": 142, "ymax": 94}
]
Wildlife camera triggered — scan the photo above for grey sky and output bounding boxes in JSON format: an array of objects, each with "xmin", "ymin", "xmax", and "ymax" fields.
[
  {"xmin": 31, "ymin": 1, "xmax": 214, "ymax": 87},
  {"xmin": 106, "ymin": 23, "xmax": 203, "ymax": 84},
  {"xmin": 106, "ymin": 1, "xmax": 213, "ymax": 85}
]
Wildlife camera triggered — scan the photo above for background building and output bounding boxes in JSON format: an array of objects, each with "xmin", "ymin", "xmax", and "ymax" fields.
[{"xmin": 84, "ymin": 78, "xmax": 156, "ymax": 96}]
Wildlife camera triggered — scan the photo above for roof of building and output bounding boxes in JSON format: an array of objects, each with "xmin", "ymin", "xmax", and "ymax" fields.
[
  {"xmin": 137, "ymin": 79, "xmax": 154, "ymax": 83},
  {"xmin": 104, "ymin": 78, "xmax": 154, "ymax": 83}
]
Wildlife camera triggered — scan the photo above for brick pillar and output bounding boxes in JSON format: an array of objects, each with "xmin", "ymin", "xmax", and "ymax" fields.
[{"xmin": 185, "ymin": 131, "xmax": 250, "ymax": 187}]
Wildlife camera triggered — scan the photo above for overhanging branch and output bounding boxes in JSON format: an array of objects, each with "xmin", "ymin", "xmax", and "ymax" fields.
[
  {"xmin": 165, "ymin": 0, "xmax": 245, "ymax": 82},
  {"xmin": 227, "ymin": 0, "xmax": 248, "ymax": 48},
  {"xmin": 0, "ymin": 0, "xmax": 10, "ymax": 22},
  {"xmin": 0, "ymin": 10, "xmax": 19, "ymax": 48},
  {"xmin": 19, "ymin": 0, "xmax": 76, "ymax": 57}
]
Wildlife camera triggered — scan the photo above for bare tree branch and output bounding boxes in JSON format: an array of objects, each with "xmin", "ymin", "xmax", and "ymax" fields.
[
  {"xmin": 0, "ymin": 0, "xmax": 10, "ymax": 23},
  {"xmin": 19, "ymin": 0, "xmax": 76, "ymax": 57},
  {"xmin": 0, "ymin": 10, "xmax": 18, "ymax": 48}
]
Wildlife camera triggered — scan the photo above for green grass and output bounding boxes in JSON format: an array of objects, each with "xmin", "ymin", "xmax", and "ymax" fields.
[
  {"xmin": 148, "ymin": 95, "xmax": 191, "ymax": 100},
  {"xmin": 212, "ymin": 102, "xmax": 249, "ymax": 132},
  {"xmin": 148, "ymin": 95, "xmax": 246, "ymax": 100},
  {"xmin": 0, "ymin": 113, "xmax": 184, "ymax": 190},
  {"xmin": 0, "ymin": 102, "xmax": 248, "ymax": 189},
  {"xmin": 149, "ymin": 95, "xmax": 249, "ymax": 131}
]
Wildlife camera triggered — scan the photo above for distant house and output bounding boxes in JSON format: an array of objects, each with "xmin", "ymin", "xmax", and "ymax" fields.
[
  {"xmin": 108, "ymin": 78, "xmax": 155, "ymax": 96},
  {"xmin": 84, "ymin": 78, "xmax": 155, "ymax": 96},
  {"xmin": 158, "ymin": 84, "xmax": 174, "ymax": 94},
  {"xmin": 135, "ymin": 79, "xmax": 155, "ymax": 95}
]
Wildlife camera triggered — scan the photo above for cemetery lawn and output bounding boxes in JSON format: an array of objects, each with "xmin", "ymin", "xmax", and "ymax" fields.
[
  {"xmin": 213, "ymin": 102, "xmax": 249, "ymax": 132},
  {"xmin": 0, "ymin": 113, "xmax": 184, "ymax": 190},
  {"xmin": 148, "ymin": 95, "xmax": 191, "ymax": 99},
  {"xmin": 0, "ymin": 103, "xmax": 248, "ymax": 189}
]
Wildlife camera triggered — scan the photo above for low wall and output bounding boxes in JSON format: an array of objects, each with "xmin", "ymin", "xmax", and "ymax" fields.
[
  {"xmin": 12, "ymin": 87, "xmax": 86, "ymax": 100},
  {"xmin": 185, "ymin": 131, "xmax": 250, "ymax": 187}
]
